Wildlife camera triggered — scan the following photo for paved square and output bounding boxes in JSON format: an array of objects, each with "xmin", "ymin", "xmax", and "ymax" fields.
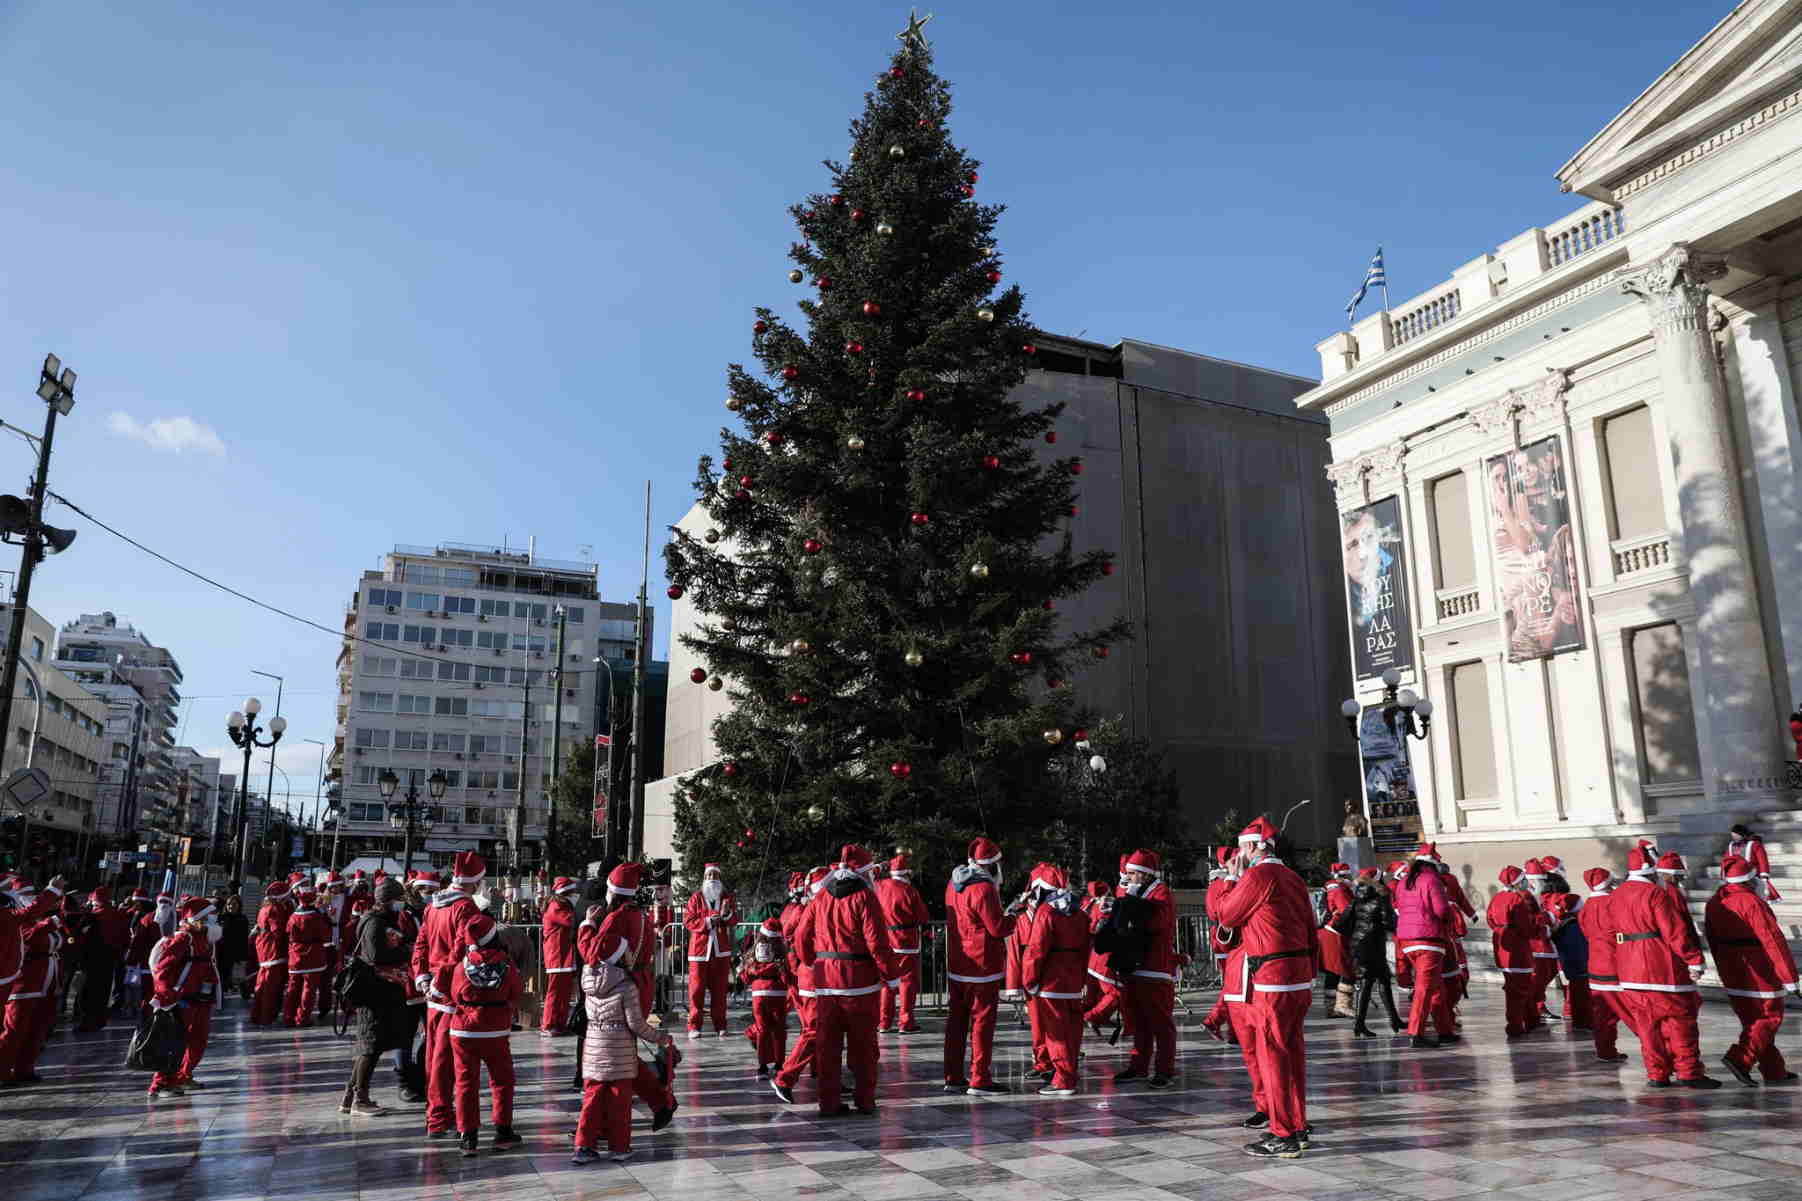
[{"xmin": 5, "ymin": 990, "xmax": 1802, "ymax": 1201}]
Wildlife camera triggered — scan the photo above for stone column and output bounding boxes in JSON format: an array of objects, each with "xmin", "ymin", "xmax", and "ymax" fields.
[{"xmin": 1619, "ymin": 244, "xmax": 1790, "ymax": 809}]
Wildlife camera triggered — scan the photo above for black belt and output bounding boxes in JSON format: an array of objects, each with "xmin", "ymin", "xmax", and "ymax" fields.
[
  {"xmin": 466, "ymin": 999, "xmax": 511, "ymax": 1007},
  {"xmin": 1615, "ymin": 932, "xmax": 1659, "ymax": 944},
  {"xmin": 1247, "ymin": 948, "xmax": 1310, "ymax": 974},
  {"xmin": 1712, "ymin": 937, "xmax": 1760, "ymax": 947},
  {"xmin": 817, "ymin": 951, "xmax": 872, "ymax": 961},
  {"xmin": 886, "ymin": 924, "xmax": 918, "ymax": 931},
  {"xmin": 1590, "ymin": 973, "xmax": 1618, "ymax": 983}
]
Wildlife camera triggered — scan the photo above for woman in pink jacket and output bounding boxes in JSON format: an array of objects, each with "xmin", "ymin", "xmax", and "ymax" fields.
[{"xmin": 1394, "ymin": 845, "xmax": 1458, "ymax": 1048}]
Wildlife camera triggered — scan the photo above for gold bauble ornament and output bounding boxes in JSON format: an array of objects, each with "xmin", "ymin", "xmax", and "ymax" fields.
[
  {"xmin": 1043, "ymin": 729, "xmax": 1064, "ymax": 745},
  {"xmin": 704, "ymin": 528, "xmax": 720, "ymax": 544},
  {"xmin": 846, "ymin": 434, "xmax": 866, "ymax": 451},
  {"xmin": 969, "ymin": 562, "xmax": 991, "ymax": 579},
  {"xmin": 720, "ymin": 616, "xmax": 738, "ymax": 632},
  {"xmin": 888, "ymin": 144, "xmax": 906, "ymax": 159},
  {"xmin": 806, "ymin": 804, "xmax": 825, "ymax": 822},
  {"xmin": 876, "ymin": 221, "xmax": 894, "ymax": 237},
  {"xmin": 976, "ymin": 307, "xmax": 995, "ymax": 323},
  {"xmin": 725, "ymin": 396, "xmax": 743, "ymax": 411},
  {"xmin": 788, "ymin": 269, "xmax": 804, "ymax": 283},
  {"xmin": 904, "ymin": 649, "xmax": 924, "ymax": 668},
  {"xmin": 707, "ymin": 676, "xmax": 723, "ymax": 692},
  {"xmin": 790, "ymin": 638, "xmax": 812, "ymax": 655}
]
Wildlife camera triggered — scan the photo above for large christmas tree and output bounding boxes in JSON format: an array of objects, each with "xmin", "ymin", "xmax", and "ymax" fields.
[{"xmin": 664, "ymin": 16, "xmax": 1130, "ymax": 899}]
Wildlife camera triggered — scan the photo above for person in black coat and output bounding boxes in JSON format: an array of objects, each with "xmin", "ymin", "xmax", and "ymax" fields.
[
  {"xmin": 1334, "ymin": 868, "xmax": 1405, "ymax": 1039},
  {"xmin": 340, "ymin": 878, "xmax": 414, "ymax": 1116},
  {"xmin": 216, "ymin": 894, "xmax": 252, "ymax": 1003}
]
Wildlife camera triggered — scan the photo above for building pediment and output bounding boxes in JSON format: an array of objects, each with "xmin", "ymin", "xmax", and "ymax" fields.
[{"xmin": 1557, "ymin": 0, "xmax": 1802, "ymax": 201}]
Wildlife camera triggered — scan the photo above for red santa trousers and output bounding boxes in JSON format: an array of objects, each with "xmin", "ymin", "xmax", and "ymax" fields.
[
  {"xmin": 1589, "ymin": 990, "xmax": 1622, "ymax": 1057},
  {"xmin": 1233, "ymin": 989, "xmax": 1309, "ymax": 1139},
  {"xmin": 283, "ymin": 972, "xmax": 322, "ymax": 1026},
  {"xmin": 424, "ymin": 1010, "xmax": 458, "ymax": 1133},
  {"xmin": 1622, "ymin": 990, "xmax": 1702, "ymax": 1082},
  {"xmin": 176, "ymin": 1004, "xmax": 212, "ymax": 1081},
  {"xmin": 575, "ymin": 1077, "xmax": 634, "ymax": 1154},
  {"xmin": 251, "ymin": 964, "xmax": 285, "ymax": 1026},
  {"xmin": 879, "ymin": 956, "xmax": 919, "ymax": 1030},
  {"xmin": 1083, "ymin": 982, "xmax": 1129, "ymax": 1032},
  {"xmin": 541, "ymin": 971, "xmax": 577, "ymax": 1033},
  {"xmin": 687, "ymin": 958, "xmax": 731, "ymax": 1033},
  {"xmin": 813, "ymin": 994, "xmax": 878, "ymax": 1115},
  {"xmin": 944, "ymin": 979, "xmax": 1000, "ymax": 1088},
  {"xmin": 1202, "ymin": 992, "xmax": 1230, "ymax": 1037},
  {"xmin": 452, "ymin": 1036, "xmax": 516, "ymax": 1132},
  {"xmin": 627, "ymin": 971, "xmax": 674, "ymax": 1111},
  {"xmin": 1123, "ymin": 975, "xmax": 1177, "ymax": 1077},
  {"xmin": 1531, "ymin": 956, "xmax": 1558, "ymax": 1013},
  {"xmin": 1028, "ymin": 990, "xmax": 1050, "ymax": 1072},
  {"xmin": 1726, "ymin": 994, "xmax": 1789, "ymax": 1081},
  {"xmin": 774, "ymin": 996, "xmax": 818, "ymax": 1090},
  {"xmin": 1500, "ymin": 969, "xmax": 1537, "ymax": 1035},
  {"xmin": 0, "ymin": 995, "xmax": 53, "ymax": 1081},
  {"xmin": 1228, "ymin": 1002, "xmax": 1266, "ymax": 1113},
  {"xmin": 1402, "ymin": 943, "xmax": 1454, "ymax": 1036},
  {"xmin": 1035, "ymin": 996, "xmax": 1084, "ymax": 1090},
  {"xmin": 751, "ymin": 997, "xmax": 789, "ymax": 1067}
]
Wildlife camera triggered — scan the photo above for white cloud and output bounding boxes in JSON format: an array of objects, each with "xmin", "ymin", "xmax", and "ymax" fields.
[{"xmin": 106, "ymin": 411, "xmax": 226, "ymax": 457}]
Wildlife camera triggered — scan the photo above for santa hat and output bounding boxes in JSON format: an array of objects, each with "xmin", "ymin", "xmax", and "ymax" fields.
[
  {"xmin": 1722, "ymin": 855, "xmax": 1757, "ymax": 885},
  {"xmin": 288, "ymin": 871, "xmax": 305, "ymax": 884},
  {"xmin": 1498, "ymin": 865, "xmax": 1524, "ymax": 888},
  {"xmin": 552, "ymin": 876, "xmax": 580, "ymax": 896},
  {"xmin": 155, "ymin": 891, "xmax": 174, "ymax": 905},
  {"xmin": 1539, "ymin": 855, "xmax": 1564, "ymax": 875},
  {"xmin": 1656, "ymin": 851, "xmax": 1687, "ymax": 875},
  {"xmin": 1215, "ymin": 846, "xmax": 1236, "ymax": 868},
  {"xmin": 264, "ymin": 879, "xmax": 290, "ymax": 899},
  {"xmin": 178, "ymin": 895, "xmax": 215, "ymax": 923},
  {"xmin": 702, "ymin": 862, "xmax": 723, "ymax": 878},
  {"xmin": 1636, "ymin": 838, "xmax": 1660, "ymax": 860},
  {"xmin": 1414, "ymin": 843, "xmax": 1440, "ymax": 864},
  {"xmin": 1544, "ymin": 893, "xmax": 1578, "ymax": 922},
  {"xmin": 452, "ymin": 851, "xmax": 486, "ymax": 888},
  {"xmin": 1238, "ymin": 817, "xmax": 1277, "ymax": 847},
  {"xmin": 90, "ymin": 886, "xmax": 113, "ymax": 906},
  {"xmin": 806, "ymin": 866, "xmax": 830, "ymax": 896},
  {"xmin": 1117, "ymin": 853, "xmax": 1130, "ymax": 874},
  {"xmin": 1583, "ymin": 867, "xmax": 1614, "ymax": 894},
  {"xmin": 295, "ymin": 885, "xmax": 317, "ymax": 902},
  {"xmin": 128, "ymin": 888, "xmax": 149, "ymax": 904},
  {"xmin": 410, "ymin": 870, "xmax": 440, "ymax": 890},
  {"xmin": 1522, "ymin": 858, "xmax": 1545, "ymax": 880},
  {"xmin": 1357, "ymin": 867, "xmax": 1380, "ymax": 882},
  {"xmin": 1124, "ymin": 848, "xmax": 1161, "ymax": 874},
  {"xmin": 322, "ymin": 870, "xmax": 345, "ymax": 890},
  {"xmin": 1387, "ymin": 861, "xmax": 1407, "ymax": 880},
  {"xmin": 351, "ymin": 869, "xmax": 367, "ymax": 882},
  {"xmin": 1029, "ymin": 863, "xmax": 1068, "ymax": 892},
  {"xmin": 607, "ymin": 862, "xmax": 643, "ymax": 898},
  {"xmin": 1627, "ymin": 848, "xmax": 1657, "ymax": 878},
  {"xmin": 787, "ymin": 871, "xmax": 805, "ymax": 893},
  {"xmin": 888, "ymin": 852, "xmax": 911, "ymax": 877},
  {"xmin": 758, "ymin": 918, "xmax": 782, "ymax": 938},
  {"xmin": 465, "ymin": 912, "xmax": 499, "ymax": 949},
  {"xmin": 968, "ymin": 837, "xmax": 1001, "ymax": 867},
  {"xmin": 1086, "ymin": 880, "xmax": 1111, "ymax": 899},
  {"xmin": 839, "ymin": 844, "xmax": 873, "ymax": 873},
  {"xmin": 1329, "ymin": 862, "xmax": 1351, "ymax": 879}
]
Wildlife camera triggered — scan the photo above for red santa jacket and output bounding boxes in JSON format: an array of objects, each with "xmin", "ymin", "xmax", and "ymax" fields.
[
  {"xmin": 1578, "ymin": 890, "xmax": 1618, "ymax": 991},
  {"xmin": 779, "ymin": 900, "xmax": 806, "ymax": 979},
  {"xmin": 1442, "ymin": 874, "xmax": 1477, "ymax": 938},
  {"xmin": 89, "ymin": 902, "xmax": 132, "ymax": 954},
  {"xmin": 126, "ymin": 912, "xmax": 160, "ymax": 969},
  {"xmin": 874, "ymin": 875, "xmax": 929, "ymax": 955},
  {"xmin": 254, "ymin": 900, "xmax": 290, "ymax": 969},
  {"xmin": 542, "ymin": 897, "xmax": 578, "ymax": 973},
  {"xmin": 9, "ymin": 916, "xmax": 63, "ymax": 1000},
  {"xmin": 0, "ymin": 887, "xmax": 62, "ymax": 987},
  {"xmin": 683, "ymin": 889, "xmax": 738, "ymax": 961},
  {"xmin": 441, "ymin": 947, "xmax": 523, "ymax": 1037},
  {"xmin": 1124, "ymin": 881, "xmax": 1179, "ymax": 980},
  {"xmin": 147, "ymin": 928, "xmax": 205, "ymax": 1010},
  {"xmin": 285, "ymin": 905, "xmax": 331, "ymax": 974},
  {"xmin": 1661, "ymin": 879, "xmax": 1701, "ymax": 944},
  {"xmin": 1704, "ymin": 881, "xmax": 1798, "ymax": 999},
  {"xmin": 739, "ymin": 956, "xmax": 790, "ymax": 999},
  {"xmin": 581, "ymin": 902, "xmax": 657, "ymax": 1014},
  {"xmin": 1207, "ymin": 859, "xmax": 1316, "ymax": 1002},
  {"xmin": 1486, "ymin": 889, "xmax": 1538, "ymax": 974},
  {"xmin": 1609, "ymin": 878, "xmax": 1703, "ymax": 994},
  {"xmin": 795, "ymin": 871, "xmax": 903, "ymax": 998},
  {"xmin": 1084, "ymin": 895, "xmax": 1121, "ymax": 987},
  {"xmin": 945, "ymin": 866, "xmax": 1015, "ymax": 983},
  {"xmin": 411, "ymin": 889, "xmax": 480, "ymax": 984},
  {"xmin": 1023, "ymin": 894, "xmax": 1090, "ymax": 1000}
]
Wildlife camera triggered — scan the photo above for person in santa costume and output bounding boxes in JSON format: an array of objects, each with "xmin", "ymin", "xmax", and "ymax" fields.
[
  {"xmin": 779, "ymin": 871, "xmax": 807, "ymax": 1013},
  {"xmin": 284, "ymin": 886, "xmax": 330, "ymax": 1027},
  {"xmin": 1487, "ymin": 866, "xmax": 1540, "ymax": 1037},
  {"xmin": 320, "ymin": 870, "xmax": 349, "ymax": 1017},
  {"xmin": 1013, "ymin": 867, "xmax": 1054, "ymax": 1079},
  {"xmin": 1199, "ymin": 847, "xmax": 1237, "ymax": 1043},
  {"xmin": 772, "ymin": 866, "xmax": 831, "ymax": 1106},
  {"xmin": 1609, "ymin": 847, "xmax": 1717, "ymax": 1088},
  {"xmin": 788, "ymin": 845, "xmax": 902, "ymax": 1116},
  {"xmin": 1383, "ymin": 861, "xmax": 1413, "ymax": 990},
  {"xmin": 1022, "ymin": 864, "xmax": 1089, "ymax": 1095},
  {"xmin": 683, "ymin": 863, "xmax": 737, "ymax": 1038},
  {"xmin": 1394, "ymin": 844, "xmax": 1458, "ymax": 1047},
  {"xmin": 875, "ymin": 851, "xmax": 928, "ymax": 1034},
  {"xmin": 440, "ymin": 912, "xmax": 524, "ymax": 1157},
  {"xmin": 121, "ymin": 889, "xmax": 157, "ymax": 1013},
  {"xmin": 143, "ymin": 897, "xmax": 220, "ymax": 1098},
  {"xmin": 251, "ymin": 878, "xmax": 292, "ymax": 1027},
  {"xmin": 1705, "ymin": 853, "xmax": 1799, "ymax": 1086},
  {"xmin": 577, "ymin": 861, "xmax": 677, "ymax": 1131},
  {"xmin": 76, "ymin": 885, "xmax": 130, "ymax": 1030},
  {"xmin": 538, "ymin": 876, "xmax": 582, "ymax": 1036},
  {"xmin": 1112, "ymin": 848, "xmax": 1179, "ymax": 1085},
  {"xmin": 0, "ymin": 875, "xmax": 65, "ymax": 1023},
  {"xmin": 1519, "ymin": 858, "xmax": 1561, "ymax": 1023},
  {"xmin": 0, "ymin": 904, "xmax": 62, "ymax": 1085},
  {"xmin": 413, "ymin": 851, "xmax": 486, "ymax": 1137},
  {"xmin": 1655, "ymin": 851, "xmax": 1701, "ymax": 943},
  {"xmin": 943, "ymin": 836, "xmax": 1016, "ymax": 1095},
  {"xmin": 1318, "ymin": 862, "xmax": 1354, "ymax": 1018},
  {"xmin": 1576, "ymin": 867, "xmax": 1631, "ymax": 1063},
  {"xmin": 1436, "ymin": 856, "xmax": 1477, "ymax": 1008},
  {"xmin": 1725, "ymin": 823, "xmax": 1780, "ymax": 901},
  {"xmin": 1208, "ymin": 821, "xmax": 1315, "ymax": 1159},
  {"xmin": 740, "ymin": 918, "xmax": 791, "ymax": 1076}
]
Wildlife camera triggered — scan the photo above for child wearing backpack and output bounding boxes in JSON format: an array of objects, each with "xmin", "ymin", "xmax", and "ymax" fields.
[
  {"xmin": 441, "ymin": 913, "xmax": 523, "ymax": 1158},
  {"xmin": 573, "ymin": 960, "xmax": 672, "ymax": 1164}
]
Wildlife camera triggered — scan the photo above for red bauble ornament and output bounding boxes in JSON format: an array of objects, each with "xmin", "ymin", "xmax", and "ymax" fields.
[
  {"xmin": 789, "ymin": 692, "xmax": 811, "ymax": 706},
  {"xmin": 782, "ymin": 365, "xmax": 799, "ymax": 380},
  {"xmin": 905, "ymin": 388, "xmax": 926, "ymax": 402},
  {"xmin": 722, "ymin": 762, "xmax": 739, "ymax": 778},
  {"xmin": 723, "ymin": 457, "xmax": 733, "ymax": 470},
  {"xmin": 1045, "ymin": 431, "xmax": 1057, "ymax": 444},
  {"xmin": 764, "ymin": 431, "xmax": 783, "ymax": 447},
  {"xmin": 815, "ymin": 276, "xmax": 831, "ymax": 290},
  {"xmin": 667, "ymin": 585, "xmax": 685, "ymax": 600},
  {"xmin": 987, "ymin": 270, "xmax": 1002, "ymax": 285},
  {"xmin": 829, "ymin": 194, "xmax": 844, "ymax": 206},
  {"xmin": 1022, "ymin": 343, "xmax": 1037, "ymax": 355},
  {"xmin": 862, "ymin": 300, "xmax": 881, "ymax": 316},
  {"xmin": 735, "ymin": 840, "xmax": 744, "ymax": 848},
  {"xmin": 689, "ymin": 668, "xmax": 707, "ymax": 684},
  {"xmin": 1101, "ymin": 562, "xmax": 1114, "ymax": 576},
  {"xmin": 960, "ymin": 185, "xmax": 974, "ymax": 198},
  {"xmin": 1074, "ymin": 728, "xmax": 1089, "ymax": 742},
  {"xmin": 982, "ymin": 455, "xmax": 1001, "ymax": 470},
  {"xmin": 1094, "ymin": 646, "xmax": 1110, "ymax": 659},
  {"xmin": 1009, "ymin": 651, "xmax": 1033, "ymax": 666},
  {"xmin": 802, "ymin": 210, "xmax": 814, "ymax": 219},
  {"xmin": 889, "ymin": 761, "xmax": 912, "ymax": 778},
  {"xmin": 851, "ymin": 208, "xmax": 866, "ymax": 222},
  {"xmin": 890, "ymin": 66, "xmax": 904, "ymax": 78},
  {"xmin": 802, "ymin": 538, "xmax": 824, "ymax": 554},
  {"xmin": 744, "ymin": 828, "xmax": 755, "ymax": 839},
  {"xmin": 909, "ymin": 512, "xmax": 930, "ymax": 527},
  {"xmin": 846, "ymin": 341, "xmax": 864, "ymax": 355},
  {"xmin": 735, "ymin": 488, "xmax": 750, "ymax": 501},
  {"xmin": 917, "ymin": 118, "xmax": 928, "ymax": 128},
  {"xmin": 968, "ymin": 171, "xmax": 980, "ymax": 183},
  {"xmin": 739, "ymin": 475, "xmax": 754, "ymax": 489},
  {"xmin": 1070, "ymin": 460, "xmax": 1084, "ymax": 475},
  {"xmin": 753, "ymin": 320, "xmax": 768, "ymax": 334}
]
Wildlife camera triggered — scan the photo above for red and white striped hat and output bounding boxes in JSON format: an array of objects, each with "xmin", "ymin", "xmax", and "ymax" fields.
[{"xmin": 1124, "ymin": 848, "xmax": 1161, "ymax": 874}]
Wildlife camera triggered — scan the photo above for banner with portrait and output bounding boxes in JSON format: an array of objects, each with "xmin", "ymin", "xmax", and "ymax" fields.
[
  {"xmin": 1485, "ymin": 436, "xmax": 1585, "ymax": 662},
  {"xmin": 1339, "ymin": 496, "xmax": 1414, "ymax": 683},
  {"xmin": 1358, "ymin": 706, "xmax": 1421, "ymax": 854}
]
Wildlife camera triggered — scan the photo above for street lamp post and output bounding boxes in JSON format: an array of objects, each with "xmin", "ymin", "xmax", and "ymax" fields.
[
  {"xmin": 380, "ymin": 767, "xmax": 445, "ymax": 879},
  {"xmin": 1340, "ymin": 667, "xmax": 1433, "ymax": 743},
  {"xmin": 303, "ymin": 737, "xmax": 327, "ymax": 864},
  {"xmin": 226, "ymin": 697, "xmax": 285, "ymax": 881}
]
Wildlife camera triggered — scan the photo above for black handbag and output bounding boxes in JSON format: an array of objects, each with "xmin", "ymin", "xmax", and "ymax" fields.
[{"xmin": 125, "ymin": 1008, "xmax": 185, "ymax": 1073}]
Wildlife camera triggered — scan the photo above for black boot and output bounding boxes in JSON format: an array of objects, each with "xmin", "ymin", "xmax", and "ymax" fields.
[
  {"xmin": 1379, "ymin": 978, "xmax": 1405, "ymax": 1033},
  {"xmin": 1351, "ymin": 977, "xmax": 1376, "ymax": 1038}
]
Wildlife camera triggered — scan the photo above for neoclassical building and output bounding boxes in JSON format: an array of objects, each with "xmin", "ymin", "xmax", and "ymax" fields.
[{"xmin": 1298, "ymin": 0, "xmax": 1802, "ymax": 879}]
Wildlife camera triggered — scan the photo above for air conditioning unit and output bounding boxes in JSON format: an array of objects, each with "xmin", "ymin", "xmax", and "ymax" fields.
[
  {"xmin": 454, "ymin": 752, "xmax": 464, "ymax": 760},
  {"xmin": 385, "ymin": 605, "xmax": 397, "ymax": 614}
]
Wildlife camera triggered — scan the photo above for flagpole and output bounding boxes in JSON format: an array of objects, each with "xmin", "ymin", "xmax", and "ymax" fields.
[{"xmin": 1380, "ymin": 245, "xmax": 1389, "ymax": 312}]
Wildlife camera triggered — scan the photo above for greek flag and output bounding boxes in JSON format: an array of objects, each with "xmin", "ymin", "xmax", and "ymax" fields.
[{"xmin": 1346, "ymin": 247, "xmax": 1387, "ymax": 321}]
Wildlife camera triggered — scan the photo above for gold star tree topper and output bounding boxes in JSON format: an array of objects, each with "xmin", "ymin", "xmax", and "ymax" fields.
[{"xmin": 898, "ymin": 9, "xmax": 932, "ymax": 52}]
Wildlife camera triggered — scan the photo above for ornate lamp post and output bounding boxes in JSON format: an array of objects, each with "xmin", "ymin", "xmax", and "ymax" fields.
[
  {"xmin": 226, "ymin": 697, "xmax": 286, "ymax": 880},
  {"xmin": 1340, "ymin": 666, "xmax": 1433, "ymax": 742},
  {"xmin": 380, "ymin": 766, "xmax": 446, "ymax": 879}
]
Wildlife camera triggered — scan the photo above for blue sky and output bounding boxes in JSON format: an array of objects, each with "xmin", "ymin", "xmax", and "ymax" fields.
[{"xmin": 0, "ymin": 0, "xmax": 1723, "ymax": 816}]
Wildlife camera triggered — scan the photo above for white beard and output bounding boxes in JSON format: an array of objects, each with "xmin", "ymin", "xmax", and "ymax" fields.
[{"xmin": 702, "ymin": 880, "xmax": 724, "ymax": 907}]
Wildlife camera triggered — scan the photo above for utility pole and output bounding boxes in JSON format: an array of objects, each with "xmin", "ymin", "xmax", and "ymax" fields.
[
  {"xmin": 515, "ymin": 648, "xmax": 531, "ymax": 879},
  {"xmin": 629, "ymin": 481, "xmax": 650, "ymax": 860},
  {"xmin": 547, "ymin": 605, "xmax": 566, "ymax": 869},
  {"xmin": 0, "ymin": 355, "xmax": 75, "ymax": 872}
]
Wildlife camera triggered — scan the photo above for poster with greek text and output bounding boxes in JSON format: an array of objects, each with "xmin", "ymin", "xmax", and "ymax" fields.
[
  {"xmin": 1486, "ymin": 437, "xmax": 1585, "ymax": 662},
  {"xmin": 1339, "ymin": 497, "xmax": 1414, "ymax": 683}
]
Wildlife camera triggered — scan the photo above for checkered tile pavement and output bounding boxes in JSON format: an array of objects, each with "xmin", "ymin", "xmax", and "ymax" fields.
[{"xmin": 6, "ymin": 988, "xmax": 1802, "ymax": 1201}]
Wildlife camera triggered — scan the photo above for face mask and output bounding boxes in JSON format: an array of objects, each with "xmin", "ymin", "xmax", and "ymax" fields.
[
  {"xmin": 754, "ymin": 941, "xmax": 774, "ymax": 963},
  {"xmin": 390, "ymin": 901, "xmax": 405, "ymax": 914}
]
